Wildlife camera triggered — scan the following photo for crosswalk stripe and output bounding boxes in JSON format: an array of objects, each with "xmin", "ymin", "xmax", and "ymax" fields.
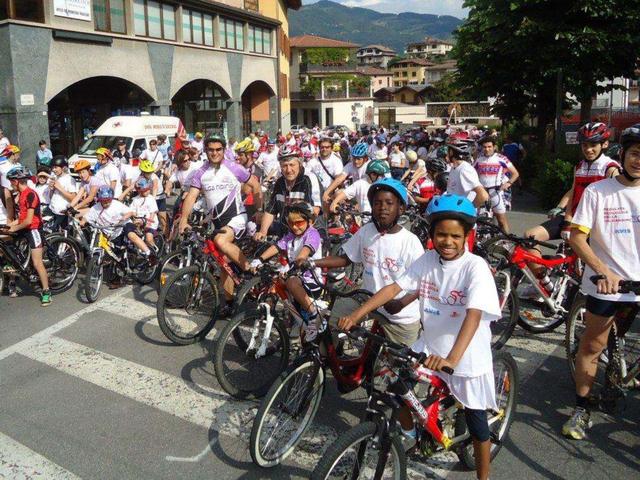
[
  {"xmin": 505, "ymin": 329, "xmax": 564, "ymax": 382},
  {"xmin": 0, "ymin": 431, "xmax": 82, "ymax": 479}
]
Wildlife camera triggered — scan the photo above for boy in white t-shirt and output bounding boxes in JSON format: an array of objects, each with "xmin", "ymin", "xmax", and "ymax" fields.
[
  {"xmin": 315, "ymin": 178, "xmax": 423, "ymax": 346},
  {"xmin": 48, "ymin": 156, "xmax": 78, "ymax": 230},
  {"xmin": 564, "ymin": 124, "xmax": 640, "ymax": 441},
  {"xmin": 329, "ymin": 159, "xmax": 389, "ymax": 214},
  {"xmin": 339, "ymin": 194, "xmax": 501, "ymax": 480},
  {"xmin": 446, "ymin": 142, "xmax": 488, "ymax": 207},
  {"xmin": 130, "ymin": 178, "xmax": 159, "ymax": 251}
]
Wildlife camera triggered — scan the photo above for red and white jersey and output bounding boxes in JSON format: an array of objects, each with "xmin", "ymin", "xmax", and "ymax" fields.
[
  {"xmin": 570, "ymin": 154, "xmax": 620, "ymax": 215},
  {"xmin": 473, "ymin": 153, "xmax": 512, "ymax": 189},
  {"xmin": 415, "ymin": 176, "xmax": 438, "ymax": 203}
]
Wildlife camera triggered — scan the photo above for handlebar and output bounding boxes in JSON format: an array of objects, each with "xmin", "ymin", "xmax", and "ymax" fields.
[
  {"xmin": 500, "ymin": 232, "xmax": 557, "ymax": 250},
  {"xmin": 589, "ymin": 275, "xmax": 640, "ymax": 294}
]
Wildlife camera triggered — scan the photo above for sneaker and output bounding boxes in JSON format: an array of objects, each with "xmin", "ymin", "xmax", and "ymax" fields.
[
  {"xmin": 562, "ymin": 407, "xmax": 592, "ymax": 440},
  {"xmin": 41, "ymin": 290, "xmax": 52, "ymax": 307},
  {"xmin": 8, "ymin": 280, "xmax": 18, "ymax": 298}
]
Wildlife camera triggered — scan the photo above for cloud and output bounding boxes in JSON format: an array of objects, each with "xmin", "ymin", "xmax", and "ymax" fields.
[{"xmin": 302, "ymin": 0, "xmax": 468, "ymax": 18}]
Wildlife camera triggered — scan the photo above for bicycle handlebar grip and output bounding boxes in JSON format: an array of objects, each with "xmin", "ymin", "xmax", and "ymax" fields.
[
  {"xmin": 441, "ymin": 366, "xmax": 455, "ymax": 375},
  {"xmin": 590, "ymin": 274, "xmax": 606, "ymax": 284}
]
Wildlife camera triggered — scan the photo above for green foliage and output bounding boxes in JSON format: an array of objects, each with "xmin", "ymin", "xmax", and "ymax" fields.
[
  {"xmin": 303, "ymin": 48, "xmax": 350, "ymax": 65},
  {"xmin": 429, "ymin": 72, "xmax": 475, "ymax": 102},
  {"xmin": 289, "ymin": 1, "xmax": 462, "ymax": 53},
  {"xmin": 529, "ymin": 147, "xmax": 581, "ymax": 208},
  {"xmin": 454, "ymin": 0, "xmax": 640, "ymax": 131},
  {"xmin": 301, "ymin": 78, "xmax": 322, "ymax": 96}
]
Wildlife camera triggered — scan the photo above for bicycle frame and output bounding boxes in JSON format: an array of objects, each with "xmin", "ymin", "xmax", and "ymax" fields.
[{"xmin": 203, "ymin": 238, "xmax": 242, "ymax": 286}]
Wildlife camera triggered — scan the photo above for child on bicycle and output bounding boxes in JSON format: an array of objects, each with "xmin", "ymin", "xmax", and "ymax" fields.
[
  {"xmin": 129, "ymin": 177, "xmax": 159, "ymax": 252},
  {"xmin": 249, "ymin": 202, "xmax": 324, "ymax": 341},
  {"xmin": 315, "ymin": 178, "xmax": 424, "ymax": 347},
  {"xmin": 3, "ymin": 166, "xmax": 51, "ymax": 306},
  {"xmin": 339, "ymin": 194, "xmax": 501, "ymax": 480}
]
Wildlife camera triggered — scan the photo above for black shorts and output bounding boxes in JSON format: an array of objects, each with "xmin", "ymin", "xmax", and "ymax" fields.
[
  {"xmin": 540, "ymin": 215, "xmax": 563, "ymax": 240},
  {"xmin": 156, "ymin": 197, "xmax": 167, "ymax": 211},
  {"xmin": 20, "ymin": 229, "xmax": 44, "ymax": 249},
  {"xmin": 585, "ymin": 295, "xmax": 638, "ymax": 317},
  {"xmin": 465, "ymin": 408, "xmax": 490, "ymax": 442}
]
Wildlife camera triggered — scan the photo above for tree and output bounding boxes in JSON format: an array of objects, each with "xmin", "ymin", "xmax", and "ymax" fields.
[
  {"xmin": 454, "ymin": 0, "xmax": 640, "ymax": 141},
  {"xmin": 429, "ymin": 72, "xmax": 475, "ymax": 102}
]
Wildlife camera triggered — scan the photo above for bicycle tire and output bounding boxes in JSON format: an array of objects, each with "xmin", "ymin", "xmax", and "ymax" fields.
[
  {"xmin": 565, "ymin": 295, "xmax": 586, "ymax": 380},
  {"xmin": 156, "ymin": 266, "xmax": 220, "ymax": 345},
  {"xmin": 311, "ymin": 421, "xmax": 406, "ymax": 480},
  {"xmin": 214, "ymin": 310, "xmax": 290, "ymax": 399},
  {"xmin": 45, "ymin": 236, "xmax": 80, "ymax": 294},
  {"xmin": 456, "ymin": 350, "xmax": 519, "ymax": 469},
  {"xmin": 157, "ymin": 250, "xmax": 192, "ymax": 287},
  {"xmin": 133, "ymin": 252, "xmax": 158, "ymax": 285},
  {"xmin": 491, "ymin": 271, "xmax": 518, "ymax": 350},
  {"xmin": 250, "ymin": 355, "xmax": 325, "ymax": 467},
  {"xmin": 513, "ymin": 273, "xmax": 567, "ymax": 333},
  {"xmin": 84, "ymin": 253, "xmax": 103, "ymax": 303}
]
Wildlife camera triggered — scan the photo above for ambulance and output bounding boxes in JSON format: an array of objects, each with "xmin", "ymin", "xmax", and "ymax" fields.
[{"xmin": 68, "ymin": 114, "xmax": 181, "ymax": 171}]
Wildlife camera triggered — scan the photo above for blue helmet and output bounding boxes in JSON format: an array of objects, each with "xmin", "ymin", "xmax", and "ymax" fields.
[
  {"xmin": 97, "ymin": 185, "xmax": 114, "ymax": 201},
  {"xmin": 427, "ymin": 194, "xmax": 477, "ymax": 230},
  {"xmin": 135, "ymin": 177, "xmax": 152, "ymax": 192},
  {"xmin": 6, "ymin": 166, "xmax": 31, "ymax": 180},
  {"xmin": 367, "ymin": 178, "xmax": 408, "ymax": 206},
  {"xmin": 350, "ymin": 142, "xmax": 368, "ymax": 158},
  {"xmin": 375, "ymin": 134, "xmax": 387, "ymax": 145}
]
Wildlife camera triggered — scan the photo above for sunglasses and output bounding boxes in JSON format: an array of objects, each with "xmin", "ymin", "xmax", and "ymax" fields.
[
  {"xmin": 207, "ymin": 147, "xmax": 224, "ymax": 153},
  {"xmin": 287, "ymin": 218, "xmax": 308, "ymax": 228}
]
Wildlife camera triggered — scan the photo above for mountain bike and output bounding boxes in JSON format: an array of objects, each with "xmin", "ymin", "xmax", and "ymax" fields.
[
  {"xmin": 0, "ymin": 226, "xmax": 80, "ymax": 296},
  {"xmin": 311, "ymin": 328, "xmax": 518, "ymax": 480},
  {"xmin": 565, "ymin": 276, "xmax": 640, "ymax": 413}
]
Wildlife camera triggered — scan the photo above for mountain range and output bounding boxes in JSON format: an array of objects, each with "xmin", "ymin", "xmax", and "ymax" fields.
[{"xmin": 289, "ymin": 1, "xmax": 463, "ymax": 54}]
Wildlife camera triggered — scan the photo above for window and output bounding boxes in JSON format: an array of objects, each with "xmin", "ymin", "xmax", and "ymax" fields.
[
  {"xmin": 3, "ymin": 0, "xmax": 44, "ymax": 22},
  {"xmin": 220, "ymin": 18, "xmax": 244, "ymax": 50},
  {"xmin": 249, "ymin": 25, "xmax": 272, "ymax": 54},
  {"xmin": 133, "ymin": 0, "xmax": 176, "ymax": 40},
  {"xmin": 203, "ymin": 14, "xmax": 214, "ymax": 46},
  {"xmin": 412, "ymin": 71, "xmax": 417, "ymax": 77},
  {"xmin": 182, "ymin": 9, "xmax": 212, "ymax": 46},
  {"xmin": 93, "ymin": 0, "xmax": 126, "ymax": 34}
]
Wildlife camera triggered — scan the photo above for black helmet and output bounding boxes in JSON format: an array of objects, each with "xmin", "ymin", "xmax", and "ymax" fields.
[
  {"xmin": 204, "ymin": 135, "xmax": 227, "ymax": 148},
  {"xmin": 285, "ymin": 202, "xmax": 315, "ymax": 221},
  {"xmin": 427, "ymin": 158, "xmax": 448, "ymax": 174},
  {"xmin": 434, "ymin": 171, "xmax": 449, "ymax": 192},
  {"xmin": 621, "ymin": 124, "xmax": 640, "ymax": 150},
  {"xmin": 51, "ymin": 155, "xmax": 68, "ymax": 167},
  {"xmin": 447, "ymin": 141, "xmax": 471, "ymax": 159}
]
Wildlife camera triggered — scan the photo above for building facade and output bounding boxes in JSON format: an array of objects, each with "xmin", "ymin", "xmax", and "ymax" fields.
[
  {"xmin": 425, "ymin": 60, "xmax": 457, "ymax": 83},
  {"xmin": 390, "ymin": 58, "xmax": 432, "ymax": 87},
  {"xmin": 0, "ymin": 0, "xmax": 300, "ymax": 162},
  {"xmin": 356, "ymin": 44, "xmax": 396, "ymax": 68},
  {"xmin": 405, "ymin": 36, "xmax": 453, "ymax": 59}
]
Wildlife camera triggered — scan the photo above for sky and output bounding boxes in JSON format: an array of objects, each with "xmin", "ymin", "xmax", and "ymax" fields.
[{"xmin": 301, "ymin": 0, "xmax": 468, "ymax": 18}]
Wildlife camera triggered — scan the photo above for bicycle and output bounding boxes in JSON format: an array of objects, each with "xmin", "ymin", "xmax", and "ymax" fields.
[
  {"xmin": 565, "ymin": 276, "xmax": 640, "ymax": 413},
  {"xmin": 311, "ymin": 328, "xmax": 518, "ymax": 480},
  {"xmin": 0, "ymin": 225, "xmax": 80, "ymax": 296},
  {"xmin": 249, "ymin": 274, "xmax": 398, "ymax": 468},
  {"xmin": 83, "ymin": 225, "xmax": 157, "ymax": 303}
]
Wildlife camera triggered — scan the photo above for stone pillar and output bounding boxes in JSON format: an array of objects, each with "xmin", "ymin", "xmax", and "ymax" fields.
[
  {"xmin": 320, "ymin": 105, "xmax": 326, "ymax": 129},
  {"xmin": 320, "ymin": 80, "xmax": 325, "ymax": 100},
  {"xmin": 225, "ymin": 100, "xmax": 243, "ymax": 140},
  {"xmin": 346, "ymin": 80, "xmax": 350, "ymax": 99}
]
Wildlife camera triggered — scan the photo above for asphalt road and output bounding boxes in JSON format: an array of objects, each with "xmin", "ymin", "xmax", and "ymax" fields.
[{"xmin": 1, "ymin": 197, "xmax": 638, "ymax": 480}]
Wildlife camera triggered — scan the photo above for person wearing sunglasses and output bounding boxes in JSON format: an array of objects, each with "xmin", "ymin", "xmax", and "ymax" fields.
[{"xmin": 249, "ymin": 202, "xmax": 325, "ymax": 342}]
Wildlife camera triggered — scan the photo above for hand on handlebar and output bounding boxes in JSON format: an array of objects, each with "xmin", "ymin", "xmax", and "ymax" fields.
[
  {"xmin": 423, "ymin": 354, "xmax": 456, "ymax": 374},
  {"xmin": 253, "ymin": 231, "xmax": 266, "ymax": 242},
  {"xmin": 591, "ymin": 272, "xmax": 623, "ymax": 295},
  {"xmin": 547, "ymin": 207, "xmax": 564, "ymax": 218},
  {"xmin": 338, "ymin": 314, "xmax": 360, "ymax": 332}
]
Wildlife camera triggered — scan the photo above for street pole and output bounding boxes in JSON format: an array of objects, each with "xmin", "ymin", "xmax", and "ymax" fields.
[{"xmin": 554, "ymin": 69, "xmax": 563, "ymax": 153}]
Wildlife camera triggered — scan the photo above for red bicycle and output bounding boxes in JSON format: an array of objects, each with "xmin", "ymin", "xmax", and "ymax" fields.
[{"xmin": 311, "ymin": 328, "xmax": 518, "ymax": 479}]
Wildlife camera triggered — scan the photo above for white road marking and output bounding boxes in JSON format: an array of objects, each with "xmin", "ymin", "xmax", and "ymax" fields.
[
  {"xmin": 0, "ymin": 431, "xmax": 82, "ymax": 479},
  {"xmin": 165, "ymin": 437, "xmax": 219, "ymax": 463}
]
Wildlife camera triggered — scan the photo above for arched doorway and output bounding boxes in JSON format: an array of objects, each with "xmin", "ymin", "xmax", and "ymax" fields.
[
  {"xmin": 47, "ymin": 76, "xmax": 154, "ymax": 157},
  {"xmin": 171, "ymin": 80, "xmax": 230, "ymax": 138},
  {"xmin": 241, "ymin": 81, "xmax": 276, "ymax": 135}
]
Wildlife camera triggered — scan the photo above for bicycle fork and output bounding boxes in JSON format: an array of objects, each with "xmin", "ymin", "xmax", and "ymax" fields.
[{"xmin": 247, "ymin": 302, "xmax": 276, "ymax": 358}]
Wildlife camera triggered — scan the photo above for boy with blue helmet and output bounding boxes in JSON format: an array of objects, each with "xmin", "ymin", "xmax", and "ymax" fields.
[
  {"xmin": 316, "ymin": 176, "xmax": 423, "ymax": 346},
  {"xmin": 322, "ymin": 142, "xmax": 370, "ymax": 205},
  {"xmin": 329, "ymin": 160, "xmax": 388, "ymax": 214},
  {"xmin": 340, "ymin": 193, "xmax": 501, "ymax": 480}
]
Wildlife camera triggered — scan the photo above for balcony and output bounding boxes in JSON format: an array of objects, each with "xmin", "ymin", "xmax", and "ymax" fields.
[
  {"xmin": 291, "ymin": 83, "xmax": 372, "ymax": 101},
  {"xmin": 299, "ymin": 62, "xmax": 358, "ymax": 74}
]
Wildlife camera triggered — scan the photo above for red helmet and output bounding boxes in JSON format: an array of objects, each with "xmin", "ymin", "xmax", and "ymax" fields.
[{"xmin": 577, "ymin": 122, "xmax": 610, "ymax": 144}]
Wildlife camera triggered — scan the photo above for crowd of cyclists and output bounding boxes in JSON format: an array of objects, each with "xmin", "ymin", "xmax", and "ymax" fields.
[{"xmin": 0, "ymin": 118, "xmax": 638, "ymax": 479}]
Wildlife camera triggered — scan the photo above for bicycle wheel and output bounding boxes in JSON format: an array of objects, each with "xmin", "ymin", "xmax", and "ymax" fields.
[
  {"xmin": 156, "ymin": 266, "xmax": 220, "ymax": 345},
  {"xmin": 84, "ymin": 253, "xmax": 104, "ymax": 303},
  {"xmin": 565, "ymin": 295, "xmax": 586, "ymax": 380},
  {"xmin": 514, "ymin": 273, "xmax": 566, "ymax": 333},
  {"xmin": 311, "ymin": 421, "xmax": 406, "ymax": 480},
  {"xmin": 157, "ymin": 250, "xmax": 194, "ymax": 288},
  {"xmin": 44, "ymin": 236, "xmax": 80, "ymax": 294},
  {"xmin": 480, "ymin": 235, "xmax": 514, "ymax": 269},
  {"xmin": 214, "ymin": 309, "xmax": 290, "ymax": 399},
  {"xmin": 456, "ymin": 350, "xmax": 519, "ymax": 469},
  {"xmin": 250, "ymin": 356, "xmax": 325, "ymax": 467},
  {"xmin": 491, "ymin": 270, "xmax": 518, "ymax": 350},
  {"xmin": 133, "ymin": 252, "xmax": 158, "ymax": 285}
]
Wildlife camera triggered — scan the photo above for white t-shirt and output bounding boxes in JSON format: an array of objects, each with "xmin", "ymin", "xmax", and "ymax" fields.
[
  {"xmin": 473, "ymin": 153, "xmax": 512, "ymax": 189},
  {"xmin": 139, "ymin": 148, "xmax": 163, "ymax": 171},
  {"xmin": 572, "ymin": 177, "xmax": 640, "ymax": 302},
  {"xmin": 342, "ymin": 223, "xmax": 423, "ymax": 325},
  {"xmin": 307, "ymin": 154, "xmax": 344, "ymax": 189},
  {"xmin": 447, "ymin": 161, "xmax": 481, "ymax": 201},
  {"xmin": 0, "ymin": 136, "xmax": 10, "ymax": 152},
  {"xmin": 396, "ymin": 250, "xmax": 500, "ymax": 377},
  {"xmin": 84, "ymin": 199, "xmax": 131, "ymax": 238},
  {"xmin": 169, "ymin": 160, "xmax": 203, "ymax": 191},
  {"xmin": 190, "ymin": 139, "xmax": 204, "ymax": 155},
  {"xmin": 388, "ymin": 151, "xmax": 406, "ymax": 168},
  {"xmin": 257, "ymin": 149, "xmax": 280, "ymax": 177},
  {"xmin": 95, "ymin": 162, "xmax": 123, "ymax": 197},
  {"xmin": 343, "ymin": 160, "xmax": 369, "ymax": 182},
  {"xmin": 343, "ymin": 179, "xmax": 372, "ymax": 213},
  {"xmin": 49, "ymin": 173, "xmax": 78, "ymax": 215},
  {"xmin": 120, "ymin": 164, "xmax": 141, "ymax": 186},
  {"xmin": 35, "ymin": 183, "xmax": 52, "ymax": 205},
  {"xmin": 130, "ymin": 195, "xmax": 159, "ymax": 229},
  {"xmin": 80, "ymin": 176, "xmax": 101, "ymax": 197},
  {"xmin": 0, "ymin": 160, "xmax": 13, "ymax": 190}
]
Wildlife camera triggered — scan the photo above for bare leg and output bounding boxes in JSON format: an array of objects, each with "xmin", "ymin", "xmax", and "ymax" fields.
[
  {"xmin": 524, "ymin": 225, "xmax": 550, "ymax": 277},
  {"xmin": 494, "ymin": 212, "xmax": 510, "ymax": 234},
  {"xmin": 127, "ymin": 232, "xmax": 150, "ymax": 253},
  {"xmin": 145, "ymin": 232, "xmax": 156, "ymax": 248},
  {"xmin": 30, "ymin": 248, "xmax": 49, "ymax": 291},
  {"xmin": 214, "ymin": 228, "xmax": 249, "ymax": 270},
  {"xmin": 574, "ymin": 311, "xmax": 614, "ymax": 397},
  {"xmin": 286, "ymin": 276, "xmax": 313, "ymax": 311},
  {"xmin": 473, "ymin": 439, "xmax": 491, "ymax": 480}
]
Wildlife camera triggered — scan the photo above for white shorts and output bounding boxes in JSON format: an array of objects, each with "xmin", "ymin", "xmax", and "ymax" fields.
[
  {"xmin": 488, "ymin": 189, "xmax": 507, "ymax": 214},
  {"xmin": 225, "ymin": 214, "xmax": 248, "ymax": 240}
]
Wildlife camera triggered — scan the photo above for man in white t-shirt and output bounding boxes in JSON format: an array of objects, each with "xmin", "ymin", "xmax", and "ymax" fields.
[
  {"xmin": 48, "ymin": 156, "xmax": 78, "ymax": 230},
  {"xmin": 314, "ymin": 178, "xmax": 423, "ymax": 346},
  {"xmin": 190, "ymin": 132, "xmax": 204, "ymax": 156},
  {"xmin": 139, "ymin": 139, "xmax": 164, "ymax": 172},
  {"xmin": 563, "ymin": 124, "xmax": 640, "ymax": 441},
  {"xmin": 94, "ymin": 148, "xmax": 123, "ymax": 197},
  {"xmin": 446, "ymin": 142, "xmax": 488, "ymax": 208},
  {"xmin": 257, "ymin": 139, "xmax": 280, "ymax": 179},
  {"xmin": 306, "ymin": 137, "xmax": 343, "ymax": 189}
]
